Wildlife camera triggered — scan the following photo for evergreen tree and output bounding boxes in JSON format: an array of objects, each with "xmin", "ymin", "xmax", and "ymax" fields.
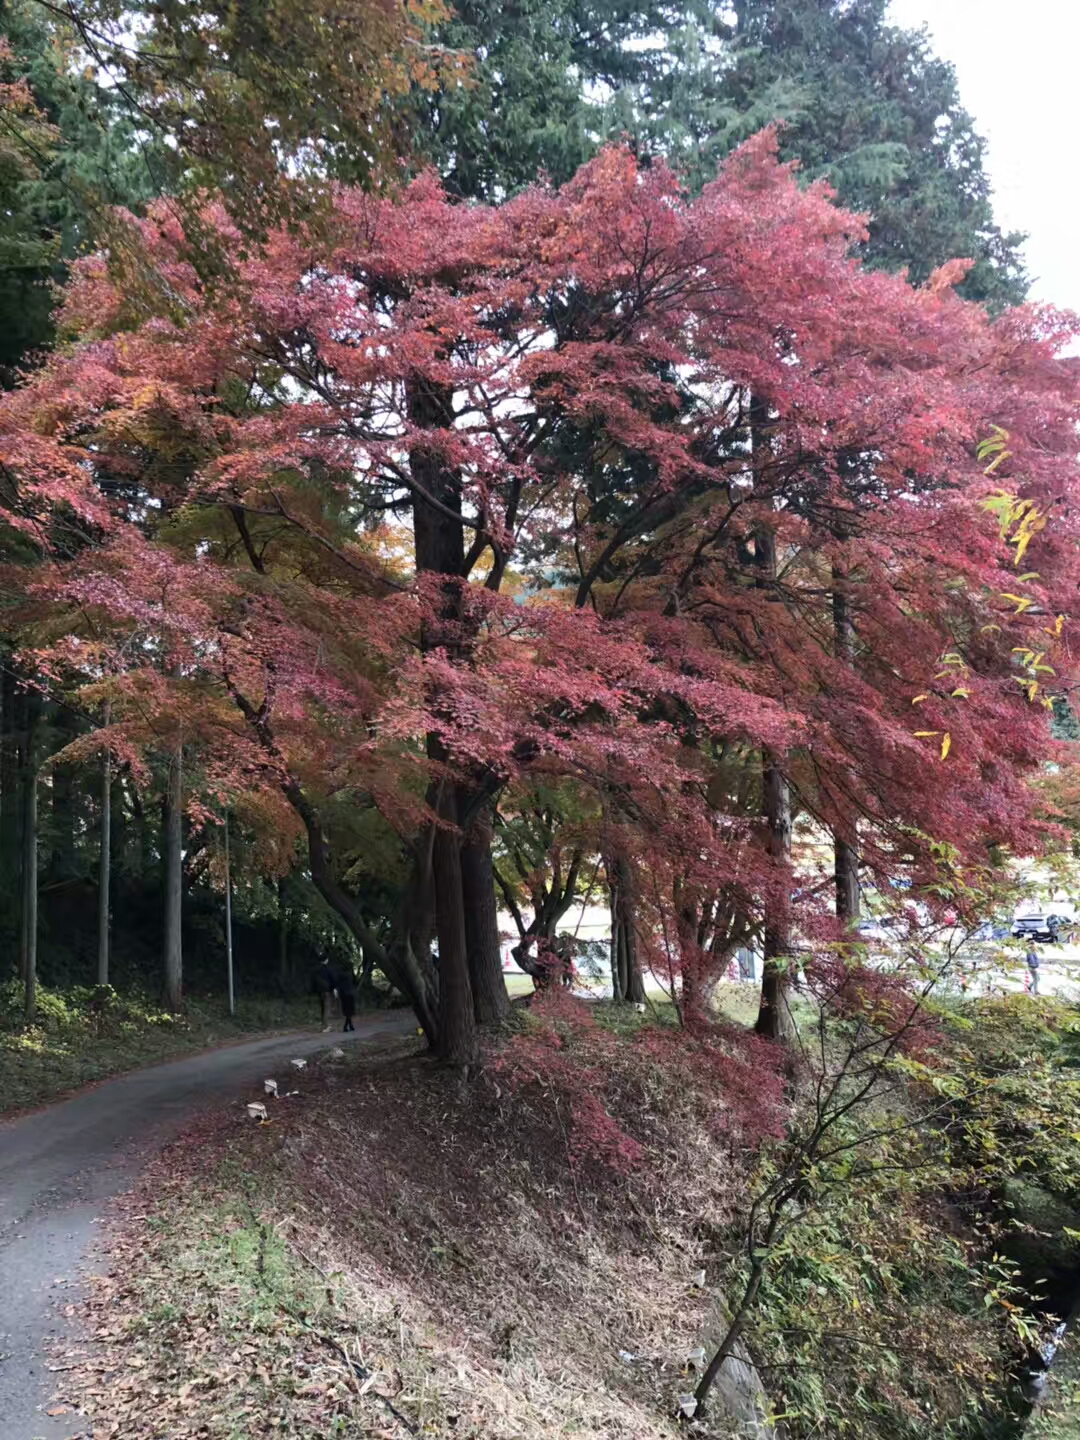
[
  {"xmin": 709, "ymin": 0, "xmax": 1026, "ymax": 306},
  {"xmin": 407, "ymin": 0, "xmax": 686, "ymax": 200},
  {"xmin": 0, "ymin": 0, "xmax": 161, "ymax": 385},
  {"xmin": 412, "ymin": 0, "xmax": 1026, "ymax": 306}
]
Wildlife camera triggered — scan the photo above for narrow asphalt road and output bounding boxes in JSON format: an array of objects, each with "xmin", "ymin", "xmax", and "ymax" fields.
[{"xmin": 0, "ymin": 1012, "xmax": 415, "ymax": 1440}]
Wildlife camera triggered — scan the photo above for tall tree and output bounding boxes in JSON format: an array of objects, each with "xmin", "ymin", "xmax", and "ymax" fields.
[
  {"xmin": 3, "ymin": 137, "xmax": 1076, "ymax": 1048},
  {"xmin": 18, "ymin": 683, "xmax": 40, "ymax": 1017},
  {"xmin": 714, "ymin": 0, "xmax": 1026, "ymax": 306},
  {"xmin": 96, "ymin": 700, "xmax": 111, "ymax": 984},
  {"xmin": 409, "ymin": 0, "xmax": 1025, "ymax": 309},
  {"xmin": 162, "ymin": 744, "xmax": 182, "ymax": 1010}
]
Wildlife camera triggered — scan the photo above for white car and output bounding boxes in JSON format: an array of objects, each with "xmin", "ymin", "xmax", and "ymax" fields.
[{"xmin": 1011, "ymin": 905, "xmax": 1077, "ymax": 944}]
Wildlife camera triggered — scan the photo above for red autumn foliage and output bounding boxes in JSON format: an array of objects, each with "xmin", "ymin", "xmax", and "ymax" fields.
[
  {"xmin": 492, "ymin": 990, "xmax": 787, "ymax": 1174},
  {"xmin": 1, "ymin": 129, "xmax": 1078, "ymax": 1051}
]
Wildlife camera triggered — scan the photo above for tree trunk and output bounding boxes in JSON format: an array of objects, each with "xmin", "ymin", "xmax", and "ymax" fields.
[
  {"xmin": 97, "ymin": 709, "xmax": 111, "ymax": 986},
  {"xmin": 20, "ymin": 688, "xmax": 40, "ymax": 1021},
  {"xmin": 290, "ymin": 776, "xmax": 440, "ymax": 1042},
  {"xmin": 130, "ymin": 786, "xmax": 150, "ymax": 881},
  {"xmin": 609, "ymin": 856, "xmax": 645, "ymax": 1003},
  {"xmin": 359, "ymin": 945, "xmax": 376, "ymax": 995},
  {"xmin": 460, "ymin": 801, "xmax": 510, "ymax": 1025},
  {"xmin": 750, "ymin": 392, "xmax": 796, "ymax": 1043},
  {"xmin": 430, "ymin": 769, "xmax": 477, "ymax": 1066},
  {"xmin": 49, "ymin": 704, "xmax": 78, "ymax": 883},
  {"xmin": 408, "ymin": 372, "xmax": 478, "ymax": 1065},
  {"xmin": 610, "ymin": 893, "xmax": 627, "ymax": 1001},
  {"xmin": 277, "ymin": 877, "xmax": 290, "ymax": 994},
  {"xmin": 224, "ymin": 812, "xmax": 235, "ymax": 1015},
  {"xmin": 835, "ymin": 838, "xmax": 859, "ymax": 924},
  {"xmin": 163, "ymin": 746, "xmax": 183, "ymax": 1011},
  {"xmin": 1, "ymin": 661, "xmax": 18, "ymax": 929},
  {"xmin": 832, "ymin": 564, "xmax": 860, "ymax": 922},
  {"xmin": 755, "ymin": 751, "xmax": 796, "ymax": 1042}
]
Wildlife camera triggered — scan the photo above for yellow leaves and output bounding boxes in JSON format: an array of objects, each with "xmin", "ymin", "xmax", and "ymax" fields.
[
  {"xmin": 1000, "ymin": 592, "xmax": 1035, "ymax": 614},
  {"xmin": 977, "ymin": 426, "xmax": 1012, "ymax": 475},
  {"xmin": 980, "ymin": 450, "xmax": 1049, "ymax": 566},
  {"xmin": 911, "ymin": 694, "xmax": 928, "ymax": 705},
  {"xmin": 1011, "ymin": 505, "xmax": 1048, "ymax": 568},
  {"xmin": 1044, "ymin": 614, "xmax": 1066, "ymax": 639},
  {"xmin": 913, "ymin": 730, "xmax": 953, "ymax": 760},
  {"xmin": 951, "ymin": 688, "xmax": 970, "ymax": 699},
  {"xmin": 1014, "ymin": 677, "xmax": 1040, "ymax": 703}
]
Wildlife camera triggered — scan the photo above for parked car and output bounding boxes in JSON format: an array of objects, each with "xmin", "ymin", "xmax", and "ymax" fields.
[{"xmin": 1011, "ymin": 908, "xmax": 1076, "ymax": 943}]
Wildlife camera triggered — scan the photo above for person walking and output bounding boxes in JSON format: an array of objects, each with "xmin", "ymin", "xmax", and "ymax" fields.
[
  {"xmin": 1025, "ymin": 943, "xmax": 1041, "ymax": 996},
  {"xmin": 311, "ymin": 959, "xmax": 335, "ymax": 1030},
  {"xmin": 334, "ymin": 960, "xmax": 357, "ymax": 1033}
]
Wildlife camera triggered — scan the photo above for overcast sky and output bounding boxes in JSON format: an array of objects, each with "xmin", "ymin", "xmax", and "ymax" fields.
[{"xmin": 887, "ymin": 0, "xmax": 1080, "ymax": 312}]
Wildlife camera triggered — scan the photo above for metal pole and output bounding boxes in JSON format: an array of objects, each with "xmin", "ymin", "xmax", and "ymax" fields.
[{"xmin": 224, "ymin": 812, "xmax": 235, "ymax": 1016}]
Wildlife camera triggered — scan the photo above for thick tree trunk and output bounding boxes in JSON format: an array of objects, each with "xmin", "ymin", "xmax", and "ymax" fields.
[
  {"xmin": 163, "ymin": 746, "xmax": 183, "ymax": 1011},
  {"xmin": 749, "ymin": 393, "xmax": 796, "ymax": 1043},
  {"xmin": 97, "ymin": 713, "xmax": 111, "ymax": 986},
  {"xmin": 409, "ymin": 372, "xmax": 478, "ymax": 1065},
  {"xmin": 835, "ymin": 838, "xmax": 860, "ymax": 924},
  {"xmin": 20, "ymin": 690, "xmax": 39, "ymax": 1022},
  {"xmin": 429, "ymin": 768, "xmax": 477, "ymax": 1066},
  {"xmin": 460, "ymin": 801, "xmax": 510, "ymax": 1025},
  {"xmin": 755, "ymin": 751, "xmax": 796, "ymax": 1042},
  {"xmin": 832, "ymin": 565, "xmax": 860, "ymax": 923}
]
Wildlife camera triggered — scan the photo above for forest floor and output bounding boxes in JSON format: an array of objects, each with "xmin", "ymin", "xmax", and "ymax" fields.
[
  {"xmin": 49, "ymin": 1020, "xmax": 751, "ymax": 1440},
  {"xmin": 0, "ymin": 984, "xmax": 406, "ymax": 1115}
]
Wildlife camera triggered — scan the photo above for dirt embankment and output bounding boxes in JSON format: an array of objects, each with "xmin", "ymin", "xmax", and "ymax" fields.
[{"xmin": 58, "ymin": 1032, "xmax": 750, "ymax": 1438}]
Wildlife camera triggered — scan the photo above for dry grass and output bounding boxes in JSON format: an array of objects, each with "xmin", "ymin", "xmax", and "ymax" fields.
[{"xmin": 59, "ymin": 1027, "xmax": 762, "ymax": 1439}]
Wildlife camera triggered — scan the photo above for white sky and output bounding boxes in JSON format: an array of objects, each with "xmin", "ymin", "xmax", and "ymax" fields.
[{"xmin": 888, "ymin": 0, "xmax": 1080, "ymax": 312}]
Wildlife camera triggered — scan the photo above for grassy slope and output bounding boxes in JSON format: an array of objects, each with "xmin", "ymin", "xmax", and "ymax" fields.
[{"xmin": 0, "ymin": 983, "xmax": 367, "ymax": 1114}]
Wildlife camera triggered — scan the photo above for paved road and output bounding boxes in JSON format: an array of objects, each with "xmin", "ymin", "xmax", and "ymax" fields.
[{"xmin": 0, "ymin": 1014, "xmax": 415, "ymax": 1440}]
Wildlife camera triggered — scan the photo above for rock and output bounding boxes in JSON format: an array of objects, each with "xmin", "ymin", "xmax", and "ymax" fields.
[
  {"xmin": 693, "ymin": 1304, "xmax": 782, "ymax": 1438},
  {"xmin": 1001, "ymin": 1178, "xmax": 1080, "ymax": 1294}
]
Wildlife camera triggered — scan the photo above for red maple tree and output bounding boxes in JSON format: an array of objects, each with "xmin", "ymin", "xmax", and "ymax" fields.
[{"xmin": 2, "ymin": 130, "xmax": 1078, "ymax": 1059}]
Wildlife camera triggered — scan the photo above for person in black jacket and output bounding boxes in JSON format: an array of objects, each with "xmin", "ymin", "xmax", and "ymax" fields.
[
  {"xmin": 311, "ymin": 960, "xmax": 335, "ymax": 1030},
  {"xmin": 334, "ymin": 961, "xmax": 357, "ymax": 1032}
]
